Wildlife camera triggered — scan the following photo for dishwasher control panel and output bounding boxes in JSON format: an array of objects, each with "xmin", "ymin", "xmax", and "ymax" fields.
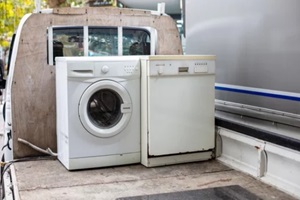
[{"xmin": 148, "ymin": 58, "xmax": 215, "ymax": 76}]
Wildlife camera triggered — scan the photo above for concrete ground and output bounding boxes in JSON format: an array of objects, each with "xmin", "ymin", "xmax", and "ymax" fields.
[{"xmin": 12, "ymin": 159, "xmax": 296, "ymax": 200}]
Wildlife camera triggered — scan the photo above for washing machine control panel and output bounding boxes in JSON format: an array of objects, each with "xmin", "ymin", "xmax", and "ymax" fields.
[{"xmin": 96, "ymin": 61, "xmax": 140, "ymax": 77}]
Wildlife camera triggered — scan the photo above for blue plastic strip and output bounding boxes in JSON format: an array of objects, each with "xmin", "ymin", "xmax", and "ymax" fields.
[{"xmin": 215, "ymin": 86, "xmax": 300, "ymax": 102}]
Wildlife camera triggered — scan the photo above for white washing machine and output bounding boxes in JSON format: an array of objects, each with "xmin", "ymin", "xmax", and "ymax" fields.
[{"xmin": 56, "ymin": 56, "xmax": 141, "ymax": 170}]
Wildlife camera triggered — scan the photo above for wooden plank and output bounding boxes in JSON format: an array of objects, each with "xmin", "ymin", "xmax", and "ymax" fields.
[
  {"xmin": 52, "ymin": 7, "xmax": 87, "ymax": 15},
  {"xmin": 12, "ymin": 7, "xmax": 182, "ymax": 158}
]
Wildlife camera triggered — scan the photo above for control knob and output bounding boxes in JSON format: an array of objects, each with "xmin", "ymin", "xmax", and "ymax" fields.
[{"xmin": 101, "ymin": 65, "xmax": 109, "ymax": 73}]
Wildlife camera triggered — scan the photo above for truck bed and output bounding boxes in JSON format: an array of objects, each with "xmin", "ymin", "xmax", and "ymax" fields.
[{"xmin": 10, "ymin": 159, "xmax": 295, "ymax": 200}]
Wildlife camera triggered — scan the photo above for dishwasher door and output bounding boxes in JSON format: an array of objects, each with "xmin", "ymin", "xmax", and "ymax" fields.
[{"xmin": 147, "ymin": 58, "xmax": 215, "ymax": 156}]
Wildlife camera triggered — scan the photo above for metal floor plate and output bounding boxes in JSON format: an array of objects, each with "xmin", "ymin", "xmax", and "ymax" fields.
[{"xmin": 116, "ymin": 185, "xmax": 261, "ymax": 200}]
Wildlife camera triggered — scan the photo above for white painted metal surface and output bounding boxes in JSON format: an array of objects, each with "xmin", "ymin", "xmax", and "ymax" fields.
[
  {"xmin": 3, "ymin": 171, "xmax": 14, "ymax": 200},
  {"xmin": 3, "ymin": 165, "xmax": 20, "ymax": 200},
  {"xmin": 34, "ymin": 0, "xmax": 41, "ymax": 13},
  {"xmin": 262, "ymin": 143, "xmax": 300, "ymax": 198},
  {"xmin": 4, "ymin": 14, "xmax": 32, "ymax": 162},
  {"xmin": 217, "ymin": 127, "xmax": 300, "ymax": 199},
  {"xmin": 217, "ymin": 128, "xmax": 266, "ymax": 178},
  {"xmin": 55, "ymin": 56, "xmax": 141, "ymax": 170},
  {"xmin": 141, "ymin": 55, "xmax": 216, "ymax": 167}
]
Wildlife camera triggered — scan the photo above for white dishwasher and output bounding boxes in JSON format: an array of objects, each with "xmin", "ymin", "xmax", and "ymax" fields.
[{"xmin": 141, "ymin": 55, "xmax": 216, "ymax": 167}]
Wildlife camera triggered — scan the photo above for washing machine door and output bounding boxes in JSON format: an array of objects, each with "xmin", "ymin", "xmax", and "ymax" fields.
[{"xmin": 79, "ymin": 80, "xmax": 132, "ymax": 138}]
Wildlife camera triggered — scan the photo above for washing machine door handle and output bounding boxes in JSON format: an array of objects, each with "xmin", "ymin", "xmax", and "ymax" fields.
[{"xmin": 121, "ymin": 103, "xmax": 132, "ymax": 113}]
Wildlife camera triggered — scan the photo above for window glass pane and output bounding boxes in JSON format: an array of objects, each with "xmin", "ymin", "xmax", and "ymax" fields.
[
  {"xmin": 7, "ymin": 33, "xmax": 16, "ymax": 75},
  {"xmin": 123, "ymin": 28, "xmax": 151, "ymax": 55},
  {"xmin": 88, "ymin": 27, "xmax": 118, "ymax": 56},
  {"xmin": 53, "ymin": 27, "xmax": 84, "ymax": 63}
]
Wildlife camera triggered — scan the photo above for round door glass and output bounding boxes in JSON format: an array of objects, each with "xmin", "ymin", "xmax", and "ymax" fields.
[
  {"xmin": 87, "ymin": 89, "xmax": 123, "ymax": 129},
  {"xmin": 79, "ymin": 80, "xmax": 132, "ymax": 138}
]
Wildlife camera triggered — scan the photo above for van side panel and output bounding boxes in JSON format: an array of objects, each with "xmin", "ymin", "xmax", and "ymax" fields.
[
  {"xmin": 184, "ymin": 0, "xmax": 300, "ymax": 146},
  {"xmin": 185, "ymin": 0, "xmax": 300, "ymax": 115}
]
